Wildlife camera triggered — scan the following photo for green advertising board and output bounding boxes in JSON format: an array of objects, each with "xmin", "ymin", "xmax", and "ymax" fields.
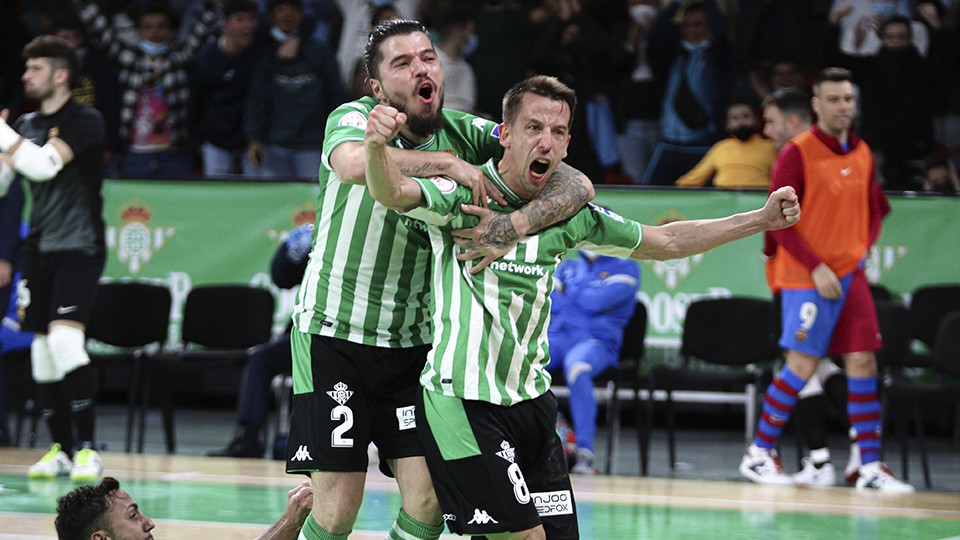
[{"xmin": 100, "ymin": 181, "xmax": 959, "ymax": 346}]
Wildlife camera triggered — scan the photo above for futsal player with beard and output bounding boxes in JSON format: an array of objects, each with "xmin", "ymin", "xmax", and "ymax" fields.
[{"xmin": 286, "ymin": 19, "xmax": 596, "ymax": 540}]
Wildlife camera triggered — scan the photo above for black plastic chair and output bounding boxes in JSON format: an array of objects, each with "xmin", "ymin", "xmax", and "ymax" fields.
[
  {"xmin": 86, "ymin": 281, "xmax": 172, "ymax": 453},
  {"xmin": 884, "ymin": 311, "xmax": 960, "ymax": 489},
  {"xmin": 601, "ymin": 302, "xmax": 647, "ymax": 475},
  {"xmin": 906, "ymin": 284, "xmax": 960, "ymax": 367},
  {"xmin": 648, "ymin": 297, "xmax": 779, "ymax": 471},
  {"xmin": 139, "ymin": 285, "xmax": 275, "ymax": 453}
]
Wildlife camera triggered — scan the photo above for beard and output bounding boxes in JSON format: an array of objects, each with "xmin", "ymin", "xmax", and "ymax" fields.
[
  {"xmin": 382, "ymin": 92, "xmax": 446, "ymax": 139},
  {"xmin": 24, "ymin": 82, "xmax": 54, "ymax": 102}
]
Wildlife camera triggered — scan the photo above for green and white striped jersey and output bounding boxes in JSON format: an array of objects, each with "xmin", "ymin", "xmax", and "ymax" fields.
[
  {"xmin": 406, "ymin": 158, "xmax": 644, "ymax": 406},
  {"xmin": 293, "ymin": 97, "xmax": 503, "ymax": 348}
]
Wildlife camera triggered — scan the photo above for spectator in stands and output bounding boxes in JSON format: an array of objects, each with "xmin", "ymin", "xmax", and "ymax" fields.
[
  {"xmin": 335, "ymin": 0, "xmax": 418, "ymax": 89},
  {"xmin": 209, "ymin": 223, "xmax": 310, "ymax": 458},
  {"xmin": 245, "ymin": 0, "xmax": 346, "ymax": 179},
  {"xmin": 191, "ymin": 0, "xmax": 261, "ymax": 176},
  {"xmin": 468, "ymin": 0, "xmax": 540, "ymax": 120},
  {"xmin": 829, "ymin": 0, "xmax": 930, "ymax": 57},
  {"xmin": 49, "ymin": 15, "xmax": 121, "ymax": 171},
  {"xmin": 856, "ymin": 15, "xmax": 935, "ymax": 190},
  {"xmin": 56, "ymin": 476, "xmax": 313, "ymax": 540},
  {"xmin": 674, "ymin": 100, "xmax": 776, "ymax": 188},
  {"xmin": 921, "ymin": 154, "xmax": 960, "ymax": 193},
  {"xmin": 431, "ymin": 4, "xmax": 477, "ymax": 114},
  {"xmin": 644, "ymin": 0, "xmax": 731, "ymax": 186},
  {"xmin": 530, "ymin": 0, "xmax": 634, "ymax": 185},
  {"xmin": 617, "ymin": 0, "xmax": 661, "ymax": 184},
  {"xmin": 71, "ymin": 0, "xmax": 219, "ymax": 177},
  {"xmin": 547, "ymin": 251, "xmax": 640, "ymax": 474},
  {"xmin": 746, "ymin": 58, "xmax": 809, "ymax": 106},
  {"xmin": 348, "ymin": 4, "xmax": 401, "ymax": 100}
]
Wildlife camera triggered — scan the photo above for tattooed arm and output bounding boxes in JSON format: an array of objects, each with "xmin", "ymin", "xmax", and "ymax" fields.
[
  {"xmin": 453, "ymin": 161, "xmax": 595, "ymax": 273},
  {"xmin": 330, "ymin": 141, "xmax": 503, "ymax": 206}
]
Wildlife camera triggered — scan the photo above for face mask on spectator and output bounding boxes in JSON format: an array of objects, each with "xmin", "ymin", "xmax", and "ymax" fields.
[
  {"xmin": 681, "ymin": 38, "xmax": 710, "ymax": 52},
  {"xmin": 138, "ymin": 40, "xmax": 169, "ymax": 56},
  {"xmin": 270, "ymin": 26, "xmax": 297, "ymax": 42},
  {"xmin": 731, "ymin": 126, "xmax": 755, "ymax": 142}
]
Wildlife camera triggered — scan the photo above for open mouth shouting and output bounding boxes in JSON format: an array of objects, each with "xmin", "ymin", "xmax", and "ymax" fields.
[
  {"xmin": 416, "ymin": 80, "xmax": 436, "ymax": 104},
  {"xmin": 529, "ymin": 158, "xmax": 550, "ymax": 181}
]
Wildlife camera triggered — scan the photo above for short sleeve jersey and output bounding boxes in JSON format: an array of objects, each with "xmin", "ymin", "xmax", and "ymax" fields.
[
  {"xmin": 293, "ymin": 97, "xmax": 503, "ymax": 348},
  {"xmin": 406, "ymin": 159, "xmax": 644, "ymax": 406},
  {"xmin": 15, "ymin": 99, "xmax": 106, "ymax": 255}
]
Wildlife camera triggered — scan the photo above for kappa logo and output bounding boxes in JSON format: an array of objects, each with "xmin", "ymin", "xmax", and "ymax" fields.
[
  {"xmin": 467, "ymin": 508, "xmax": 498, "ymax": 525},
  {"xmin": 327, "ymin": 382, "xmax": 354, "ymax": 406},
  {"xmin": 495, "ymin": 440, "xmax": 516, "ymax": 463},
  {"xmin": 291, "ymin": 445, "xmax": 313, "ymax": 461}
]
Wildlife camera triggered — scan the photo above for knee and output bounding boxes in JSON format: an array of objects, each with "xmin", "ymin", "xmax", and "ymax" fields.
[
  {"xmin": 402, "ymin": 482, "xmax": 441, "ymax": 523},
  {"xmin": 565, "ymin": 361, "xmax": 594, "ymax": 387},
  {"xmin": 844, "ymin": 352, "xmax": 877, "ymax": 377},
  {"xmin": 47, "ymin": 325, "xmax": 90, "ymax": 374}
]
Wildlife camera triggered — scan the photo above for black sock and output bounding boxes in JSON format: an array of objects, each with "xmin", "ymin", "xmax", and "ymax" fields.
[
  {"xmin": 36, "ymin": 380, "xmax": 74, "ymax": 456},
  {"xmin": 64, "ymin": 365, "xmax": 96, "ymax": 446}
]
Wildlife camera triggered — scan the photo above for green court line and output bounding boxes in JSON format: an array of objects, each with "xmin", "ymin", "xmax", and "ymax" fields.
[{"xmin": 1, "ymin": 475, "xmax": 958, "ymax": 539}]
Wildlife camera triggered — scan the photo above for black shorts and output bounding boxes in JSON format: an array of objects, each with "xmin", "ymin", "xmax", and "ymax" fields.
[
  {"xmin": 416, "ymin": 389, "xmax": 579, "ymax": 538},
  {"xmin": 285, "ymin": 331, "xmax": 428, "ymax": 475},
  {"xmin": 20, "ymin": 249, "xmax": 105, "ymax": 333}
]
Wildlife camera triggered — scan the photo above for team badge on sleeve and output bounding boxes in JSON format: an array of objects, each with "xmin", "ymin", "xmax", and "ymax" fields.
[
  {"xmin": 429, "ymin": 176, "xmax": 457, "ymax": 194},
  {"xmin": 339, "ymin": 111, "xmax": 368, "ymax": 129},
  {"xmin": 588, "ymin": 203, "xmax": 625, "ymax": 223}
]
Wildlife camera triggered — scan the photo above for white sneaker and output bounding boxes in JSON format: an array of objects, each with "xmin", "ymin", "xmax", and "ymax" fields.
[
  {"xmin": 570, "ymin": 448, "xmax": 598, "ymax": 475},
  {"xmin": 28, "ymin": 443, "xmax": 73, "ymax": 479},
  {"xmin": 844, "ymin": 441, "xmax": 862, "ymax": 485},
  {"xmin": 792, "ymin": 458, "xmax": 836, "ymax": 487},
  {"xmin": 739, "ymin": 445, "xmax": 793, "ymax": 485},
  {"xmin": 855, "ymin": 463, "xmax": 915, "ymax": 493},
  {"xmin": 70, "ymin": 446, "xmax": 103, "ymax": 483}
]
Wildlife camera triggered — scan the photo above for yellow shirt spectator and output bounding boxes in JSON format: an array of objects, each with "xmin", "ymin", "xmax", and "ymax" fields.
[{"xmin": 674, "ymin": 134, "xmax": 777, "ymax": 188}]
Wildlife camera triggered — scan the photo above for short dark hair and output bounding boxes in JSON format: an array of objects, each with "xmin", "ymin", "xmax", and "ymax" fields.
[
  {"xmin": 813, "ymin": 67, "xmax": 853, "ymax": 94},
  {"xmin": 55, "ymin": 477, "xmax": 121, "ymax": 540},
  {"xmin": 501, "ymin": 75, "xmax": 577, "ymax": 129},
  {"xmin": 268, "ymin": 0, "xmax": 303, "ymax": 12},
  {"xmin": 364, "ymin": 19, "xmax": 429, "ymax": 81},
  {"xmin": 48, "ymin": 14, "xmax": 85, "ymax": 35},
  {"xmin": 223, "ymin": 0, "xmax": 258, "ymax": 18},
  {"xmin": 134, "ymin": 1, "xmax": 180, "ymax": 30},
  {"xmin": 762, "ymin": 87, "xmax": 813, "ymax": 125},
  {"xmin": 22, "ymin": 35, "xmax": 79, "ymax": 87}
]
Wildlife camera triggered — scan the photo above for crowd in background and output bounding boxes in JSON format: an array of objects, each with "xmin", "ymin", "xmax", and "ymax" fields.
[{"xmin": 1, "ymin": 0, "xmax": 959, "ymax": 192}]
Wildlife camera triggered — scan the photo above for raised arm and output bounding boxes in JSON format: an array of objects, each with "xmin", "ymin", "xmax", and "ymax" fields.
[
  {"xmin": 330, "ymin": 139, "xmax": 496, "ymax": 206},
  {"xmin": 363, "ymin": 105, "xmax": 425, "ymax": 211},
  {"xmin": 632, "ymin": 186, "xmax": 800, "ymax": 260},
  {"xmin": 255, "ymin": 481, "xmax": 313, "ymax": 540}
]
